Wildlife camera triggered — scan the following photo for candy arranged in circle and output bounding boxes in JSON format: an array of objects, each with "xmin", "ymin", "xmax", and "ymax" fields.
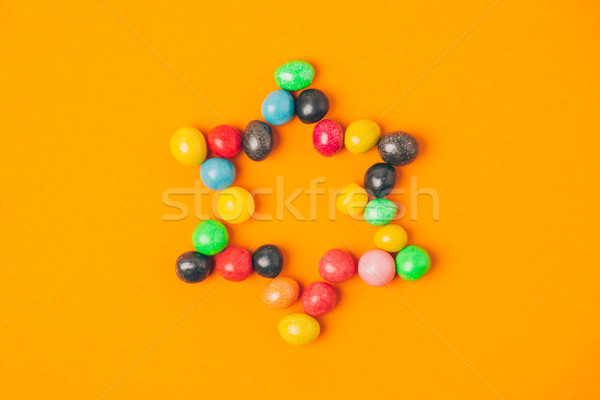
[
  {"xmin": 396, "ymin": 245, "xmax": 431, "ymax": 281},
  {"xmin": 336, "ymin": 183, "xmax": 369, "ymax": 217},
  {"xmin": 296, "ymin": 88, "xmax": 330, "ymax": 124},
  {"xmin": 318, "ymin": 249, "xmax": 356, "ymax": 283},
  {"xmin": 378, "ymin": 132, "xmax": 420, "ymax": 166},
  {"xmin": 364, "ymin": 198, "xmax": 398, "ymax": 226},
  {"xmin": 344, "ymin": 119, "xmax": 380, "ymax": 153},
  {"xmin": 364, "ymin": 163, "xmax": 396, "ymax": 198},
  {"xmin": 262, "ymin": 277, "xmax": 300, "ymax": 310},
  {"xmin": 200, "ymin": 157, "xmax": 235, "ymax": 191},
  {"xmin": 208, "ymin": 125, "xmax": 242, "ymax": 159},
  {"xmin": 252, "ymin": 244, "xmax": 284, "ymax": 278},
  {"xmin": 261, "ymin": 89, "xmax": 295, "ymax": 126},
  {"xmin": 312, "ymin": 119, "xmax": 343, "ymax": 157},
  {"xmin": 192, "ymin": 220, "xmax": 228, "ymax": 256},
  {"xmin": 243, "ymin": 120, "xmax": 273, "ymax": 161},
  {"xmin": 301, "ymin": 282, "xmax": 337, "ymax": 316},
  {"xmin": 175, "ymin": 251, "xmax": 213, "ymax": 283},
  {"xmin": 278, "ymin": 313, "xmax": 320, "ymax": 345},
  {"xmin": 358, "ymin": 249, "xmax": 396, "ymax": 287},
  {"xmin": 215, "ymin": 246, "xmax": 252, "ymax": 282},
  {"xmin": 170, "ymin": 126, "xmax": 207, "ymax": 166},
  {"xmin": 217, "ymin": 186, "xmax": 255, "ymax": 224},
  {"xmin": 274, "ymin": 60, "xmax": 315, "ymax": 91},
  {"xmin": 374, "ymin": 225, "xmax": 408, "ymax": 253}
]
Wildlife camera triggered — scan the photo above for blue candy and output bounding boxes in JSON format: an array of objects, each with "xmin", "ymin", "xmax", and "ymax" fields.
[
  {"xmin": 261, "ymin": 90, "xmax": 294, "ymax": 126},
  {"xmin": 200, "ymin": 158, "xmax": 235, "ymax": 191}
]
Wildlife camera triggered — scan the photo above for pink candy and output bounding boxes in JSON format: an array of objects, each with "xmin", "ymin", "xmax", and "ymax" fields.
[
  {"xmin": 312, "ymin": 119, "xmax": 343, "ymax": 157},
  {"xmin": 358, "ymin": 249, "xmax": 395, "ymax": 287}
]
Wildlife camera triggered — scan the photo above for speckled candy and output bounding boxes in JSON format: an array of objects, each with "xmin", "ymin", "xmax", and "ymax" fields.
[
  {"xmin": 364, "ymin": 198, "xmax": 398, "ymax": 226},
  {"xmin": 215, "ymin": 246, "xmax": 252, "ymax": 282},
  {"xmin": 175, "ymin": 251, "xmax": 213, "ymax": 283},
  {"xmin": 242, "ymin": 120, "xmax": 273, "ymax": 161},
  {"xmin": 252, "ymin": 244, "xmax": 284, "ymax": 278},
  {"xmin": 312, "ymin": 119, "xmax": 343, "ymax": 157},
  {"xmin": 274, "ymin": 60, "xmax": 315, "ymax": 91},
  {"xmin": 301, "ymin": 282, "xmax": 337, "ymax": 316},
  {"xmin": 192, "ymin": 220, "xmax": 228, "ymax": 255},
  {"xmin": 358, "ymin": 249, "xmax": 396, "ymax": 287},
  {"xmin": 378, "ymin": 132, "xmax": 420, "ymax": 166},
  {"xmin": 344, "ymin": 119, "xmax": 380, "ymax": 153},
  {"xmin": 200, "ymin": 157, "xmax": 235, "ymax": 191},
  {"xmin": 278, "ymin": 313, "xmax": 320, "ymax": 345},
  {"xmin": 262, "ymin": 277, "xmax": 300, "ymax": 309},
  {"xmin": 216, "ymin": 186, "xmax": 255, "ymax": 224},
  {"xmin": 170, "ymin": 126, "xmax": 207, "ymax": 166},
  {"xmin": 374, "ymin": 225, "xmax": 408, "ymax": 253},
  {"xmin": 396, "ymin": 245, "xmax": 431, "ymax": 281},
  {"xmin": 364, "ymin": 163, "xmax": 396, "ymax": 198},
  {"xmin": 336, "ymin": 183, "xmax": 369, "ymax": 217},
  {"xmin": 261, "ymin": 90, "xmax": 294, "ymax": 126},
  {"xmin": 207, "ymin": 125, "xmax": 242, "ymax": 159},
  {"xmin": 296, "ymin": 89, "xmax": 329, "ymax": 124},
  {"xmin": 318, "ymin": 249, "xmax": 356, "ymax": 283}
]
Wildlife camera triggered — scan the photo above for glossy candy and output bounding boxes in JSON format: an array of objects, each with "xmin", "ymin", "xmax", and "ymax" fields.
[
  {"xmin": 262, "ymin": 277, "xmax": 300, "ymax": 309},
  {"xmin": 170, "ymin": 126, "xmax": 207, "ymax": 166},
  {"xmin": 278, "ymin": 313, "xmax": 320, "ymax": 345},
  {"xmin": 312, "ymin": 119, "xmax": 343, "ymax": 157},
  {"xmin": 318, "ymin": 249, "xmax": 356, "ymax": 282},
  {"xmin": 215, "ymin": 246, "xmax": 252, "ymax": 282},
  {"xmin": 242, "ymin": 120, "xmax": 273, "ymax": 161},
  {"xmin": 364, "ymin": 163, "xmax": 396, "ymax": 198},
  {"xmin": 378, "ymin": 132, "xmax": 420, "ymax": 166},
  {"xmin": 358, "ymin": 249, "xmax": 396, "ymax": 287},
  {"xmin": 301, "ymin": 282, "xmax": 337, "ymax": 316},
  {"xmin": 374, "ymin": 225, "xmax": 408, "ymax": 253},
  {"xmin": 296, "ymin": 89, "xmax": 329, "ymax": 124},
  {"xmin": 200, "ymin": 158, "xmax": 235, "ymax": 191},
  {"xmin": 364, "ymin": 198, "xmax": 398, "ymax": 226},
  {"xmin": 336, "ymin": 183, "xmax": 369, "ymax": 217},
  {"xmin": 252, "ymin": 244, "xmax": 283, "ymax": 278},
  {"xmin": 217, "ymin": 186, "xmax": 255, "ymax": 224},
  {"xmin": 344, "ymin": 119, "xmax": 380, "ymax": 153},
  {"xmin": 175, "ymin": 251, "xmax": 213, "ymax": 283},
  {"xmin": 261, "ymin": 90, "xmax": 294, "ymax": 126},
  {"xmin": 207, "ymin": 125, "xmax": 242, "ymax": 159},
  {"xmin": 192, "ymin": 220, "xmax": 228, "ymax": 255},
  {"xmin": 274, "ymin": 60, "xmax": 315, "ymax": 91},
  {"xmin": 396, "ymin": 245, "xmax": 431, "ymax": 281}
]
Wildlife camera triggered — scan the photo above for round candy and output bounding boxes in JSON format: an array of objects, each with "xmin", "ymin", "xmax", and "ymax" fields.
[
  {"xmin": 175, "ymin": 251, "xmax": 213, "ymax": 283},
  {"xmin": 207, "ymin": 125, "xmax": 242, "ymax": 159},
  {"xmin": 364, "ymin": 198, "xmax": 398, "ymax": 226},
  {"xmin": 170, "ymin": 126, "xmax": 207, "ymax": 166},
  {"xmin": 215, "ymin": 246, "xmax": 252, "ymax": 282},
  {"xmin": 262, "ymin": 277, "xmax": 300, "ymax": 309},
  {"xmin": 364, "ymin": 163, "xmax": 396, "ymax": 198},
  {"xmin": 192, "ymin": 220, "xmax": 228, "ymax": 255},
  {"xmin": 358, "ymin": 249, "xmax": 396, "ymax": 287},
  {"xmin": 336, "ymin": 183, "xmax": 369, "ymax": 217},
  {"xmin": 274, "ymin": 60, "xmax": 315, "ymax": 91},
  {"xmin": 296, "ymin": 89, "xmax": 329, "ymax": 124},
  {"xmin": 312, "ymin": 119, "xmax": 343, "ymax": 157},
  {"xmin": 261, "ymin": 89, "xmax": 295, "ymax": 126},
  {"xmin": 318, "ymin": 249, "xmax": 356, "ymax": 283},
  {"xmin": 378, "ymin": 132, "xmax": 420, "ymax": 166},
  {"xmin": 217, "ymin": 186, "xmax": 255, "ymax": 224},
  {"xmin": 278, "ymin": 313, "xmax": 320, "ymax": 345},
  {"xmin": 200, "ymin": 158, "xmax": 235, "ymax": 191},
  {"xmin": 243, "ymin": 120, "xmax": 273, "ymax": 161},
  {"xmin": 344, "ymin": 119, "xmax": 380, "ymax": 154},
  {"xmin": 301, "ymin": 282, "xmax": 337, "ymax": 316},
  {"xmin": 396, "ymin": 245, "xmax": 431, "ymax": 281},
  {"xmin": 252, "ymin": 244, "xmax": 283, "ymax": 278},
  {"xmin": 374, "ymin": 225, "xmax": 408, "ymax": 253}
]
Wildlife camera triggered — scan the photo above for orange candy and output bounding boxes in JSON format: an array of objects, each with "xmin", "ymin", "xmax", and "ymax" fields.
[{"xmin": 262, "ymin": 277, "xmax": 300, "ymax": 310}]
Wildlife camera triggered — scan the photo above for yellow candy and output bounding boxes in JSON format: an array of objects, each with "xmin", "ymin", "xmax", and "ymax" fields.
[
  {"xmin": 336, "ymin": 183, "xmax": 369, "ymax": 217},
  {"xmin": 344, "ymin": 119, "xmax": 380, "ymax": 153},
  {"xmin": 216, "ymin": 186, "xmax": 255, "ymax": 224},
  {"xmin": 278, "ymin": 313, "xmax": 320, "ymax": 345},
  {"xmin": 374, "ymin": 224, "xmax": 408, "ymax": 252},
  {"xmin": 170, "ymin": 126, "xmax": 207, "ymax": 166}
]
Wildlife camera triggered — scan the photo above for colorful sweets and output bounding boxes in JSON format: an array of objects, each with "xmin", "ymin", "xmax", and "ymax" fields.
[
  {"xmin": 175, "ymin": 251, "xmax": 213, "ymax": 283},
  {"xmin": 252, "ymin": 244, "xmax": 284, "ymax": 278},
  {"xmin": 296, "ymin": 88, "xmax": 329, "ymax": 124},
  {"xmin": 261, "ymin": 89, "xmax": 295, "ymax": 126},
  {"xmin": 192, "ymin": 220, "xmax": 228, "ymax": 256},
  {"xmin": 358, "ymin": 249, "xmax": 396, "ymax": 287},
  {"xmin": 274, "ymin": 60, "xmax": 315, "ymax": 91},
  {"xmin": 312, "ymin": 119, "xmax": 343, "ymax": 157},
  {"xmin": 318, "ymin": 249, "xmax": 356, "ymax": 283},
  {"xmin": 377, "ymin": 132, "xmax": 420, "ymax": 166},
  {"xmin": 200, "ymin": 157, "xmax": 235, "ymax": 191},
  {"xmin": 364, "ymin": 198, "xmax": 398, "ymax": 226},
  {"xmin": 242, "ymin": 120, "xmax": 273, "ymax": 161},
  {"xmin": 262, "ymin": 277, "xmax": 300, "ymax": 309},
  {"xmin": 217, "ymin": 187, "xmax": 255, "ymax": 224},
  {"xmin": 396, "ymin": 245, "xmax": 431, "ymax": 281},
  {"xmin": 278, "ymin": 313, "xmax": 320, "ymax": 345},
  {"xmin": 336, "ymin": 183, "xmax": 369, "ymax": 217},
  {"xmin": 374, "ymin": 225, "xmax": 408, "ymax": 253},
  {"xmin": 207, "ymin": 125, "xmax": 242, "ymax": 159},
  {"xmin": 364, "ymin": 163, "xmax": 396, "ymax": 198},
  {"xmin": 301, "ymin": 282, "xmax": 337, "ymax": 316},
  {"xmin": 170, "ymin": 126, "xmax": 207, "ymax": 166},
  {"xmin": 215, "ymin": 246, "xmax": 252, "ymax": 282},
  {"xmin": 344, "ymin": 119, "xmax": 380, "ymax": 154}
]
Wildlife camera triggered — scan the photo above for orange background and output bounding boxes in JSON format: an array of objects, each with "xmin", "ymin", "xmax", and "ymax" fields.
[{"xmin": 1, "ymin": 0, "xmax": 599, "ymax": 399}]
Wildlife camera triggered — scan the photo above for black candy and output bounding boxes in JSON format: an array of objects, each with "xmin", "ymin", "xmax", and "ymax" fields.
[
  {"xmin": 243, "ymin": 120, "xmax": 273, "ymax": 161},
  {"xmin": 295, "ymin": 89, "xmax": 329, "ymax": 124},
  {"xmin": 364, "ymin": 163, "xmax": 396, "ymax": 198},
  {"xmin": 176, "ymin": 251, "xmax": 213, "ymax": 283},
  {"xmin": 252, "ymin": 244, "xmax": 283, "ymax": 278},
  {"xmin": 377, "ymin": 132, "xmax": 419, "ymax": 166}
]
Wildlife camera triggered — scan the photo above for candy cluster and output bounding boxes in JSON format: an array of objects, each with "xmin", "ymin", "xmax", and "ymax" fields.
[{"xmin": 170, "ymin": 61, "xmax": 432, "ymax": 345}]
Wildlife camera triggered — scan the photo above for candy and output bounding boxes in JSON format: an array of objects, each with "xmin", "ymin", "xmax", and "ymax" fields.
[
  {"xmin": 374, "ymin": 225, "xmax": 408, "ymax": 253},
  {"xmin": 318, "ymin": 249, "xmax": 356, "ymax": 282},
  {"xmin": 396, "ymin": 245, "xmax": 431, "ymax": 281},
  {"xmin": 301, "ymin": 282, "xmax": 337, "ymax": 316},
  {"xmin": 192, "ymin": 220, "xmax": 228, "ymax": 255},
  {"xmin": 312, "ymin": 119, "xmax": 343, "ymax": 157},
  {"xmin": 358, "ymin": 249, "xmax": 396, "ymax": 287},
  {"xmin": 262, "ymin": 277, "xmax": 300, "ymax": 309},
  {"xmin": 296, "ymin": 89, "xmax": 329, "ymax": 124},
  {"xmin": 252, "ymin": 244, "xmax": 284, "ymax": 278},
  {"xmin": 175, "ymin": 251, "xmax": 213, "ymax": 283},
  {"xmin": 274, "ymin": 60, "xmax": 315, "ymax": 91},
  {"xmin": 215, "ymin": 246, "xmax": 252, "ymax": 282},
  {"xmin": 200, "ymin": 157, "xmax": 235, "ymax": 191},
  {"xmin": 344, "ymin": 119, "xmax": 380, "ymax": 154},
  {"xmin": 364, "ymin": 198, "xmax": 398, "ymax": 226},
  {"xmin": 336, "ymin": 183, "xmax": 369, "ymax": 217},
  {"xmin": 242, "ymin": 120, "xmax": 273, "ymax": 161},
  {"xmin": 364, "ymin": 163, "xmax": 396, "ymax": 198},
  {"xmin": 261, "ymin": 89, "xmax": 295, "ymax": 126},
  {"xmin": 278, "ymin": 313, "xmax": 320, "ymax": 345},
  {"xmin": 377, "ymin": 132, "xmax": 419, "ymax": 166},
  {"xmin": 217, "ymin": 186, "xmax": 255, "ymax": 224},
  {"xmin": 170, "ymin": 126, "xmax": 207, "ymax": 166},
  {"xmin": 207, "ymin": 125, "xmax": 242, "ymax": 159}
]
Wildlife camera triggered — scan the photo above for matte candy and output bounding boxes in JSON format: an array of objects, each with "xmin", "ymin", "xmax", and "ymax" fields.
[
  {"xmin": 374, "ymin": 225, "xmax": 408, "ymax": 253},
  {"xmin": 262, "ymin": 277, "xmax": 300, "ymax": 309},
  {"xmin": 175, "ymin": 251, "xmax": 213, "ymax": 283},
  {"xmin": 207, "ymin": 125, "xmax": 242, "ymax": 159},
  {"xmin": 301, "ymin": 282, "xmax": 337, "ymax": 316},
  {"xmin": 200, "ymin": 157, "xmax": 235, "ymax": 191},
  {"xmin": 364, "ymin": 198, "xmax": 398, "ymax": 226},
  {"xmin": 242, "ymin": 120, "xmax": 273, "ymax": 161},
  {"xmin": 252, "ymin": 245, "xmax": 284, "ymax": 278},
  {"xmin": 217, "ymin": 186, "xmax": 255, "ymax": 224},
  {"xmin": 364, "ymin": 163, "xmax": 396, "ymax": 198},
  {"xmin": 278, "ymin": 313, "xmax": 320, "ymax": 345},
  {"xmin": 344, "ymin": 119, "xmax": 380, "ymax": 153},
  {"xmin": 336, "ymin": 183, "xmax": 369, "ymax": 217},
  {"xmin": 312, "ymin": 119, "xmax": 343, "ymax": 157},
  {"xmin": 296, "ymin": 89, "xmax": 329, "ymax": 124},
  {"xmin": 318, "ymin": 249, "xmax": 356, "ymax": 283},
  {"xmin": 358, "ymin": 249, "xmax": 396, "ymax": 287},
  {"xmin": 274, "ymin": 60, "xmax": 315, "ymax": 91},
  {"xmin": 170, "ymin": 126, "xmax": 207, "ymax": 166},
  {"xmin": 378, "ymin": 132, "xmax": 420, "ymax": 166},
  {"xmin": 215, "ymin": 246, "xmax": 252, "ymax": 282},
  {"xmin": 192, "ymin": 220, "xmax": 228, "ymax": 255},
  {"xmin": 396, "ymin": 245, "xmax": 431, "ymax": 281},
  {"xmin": 261, "ymin": 90, "xmax": 294, "ymax": 126}
]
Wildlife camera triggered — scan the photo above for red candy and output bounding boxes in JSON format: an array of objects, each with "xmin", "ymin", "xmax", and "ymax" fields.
[
  {"xmin": 318, "ymin": 249, "xmax": 356, "ymax": 283},
  {"xmin": 312, "ymin": 119, "xmax": 343, "ymax": 157},
  {"xmin": 301, "ymin": 282, "xmax": 337, "ymax": 316},
  {"xmin": 208, "ymin": 125, "xmax": 242, "ymax": 158},
  {"xmin": 215, "ymin": 246, "xmax": 252, "ymax": 282}
]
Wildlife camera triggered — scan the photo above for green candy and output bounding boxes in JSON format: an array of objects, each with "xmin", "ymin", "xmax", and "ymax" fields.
[
  {"xmin": 192, "ymin": 219, "xmax": 228, "ymax": 255},
  {"xmin": 396, "ymin": 246, "xmax": 431, "ymax": 281},
  {"xmin": 274, "ymin": 60, "xmax": 315, "ymax": 91},
  {"xmin": 364, "ymin": 198, "xmax": 397, "ymax": 226}
]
